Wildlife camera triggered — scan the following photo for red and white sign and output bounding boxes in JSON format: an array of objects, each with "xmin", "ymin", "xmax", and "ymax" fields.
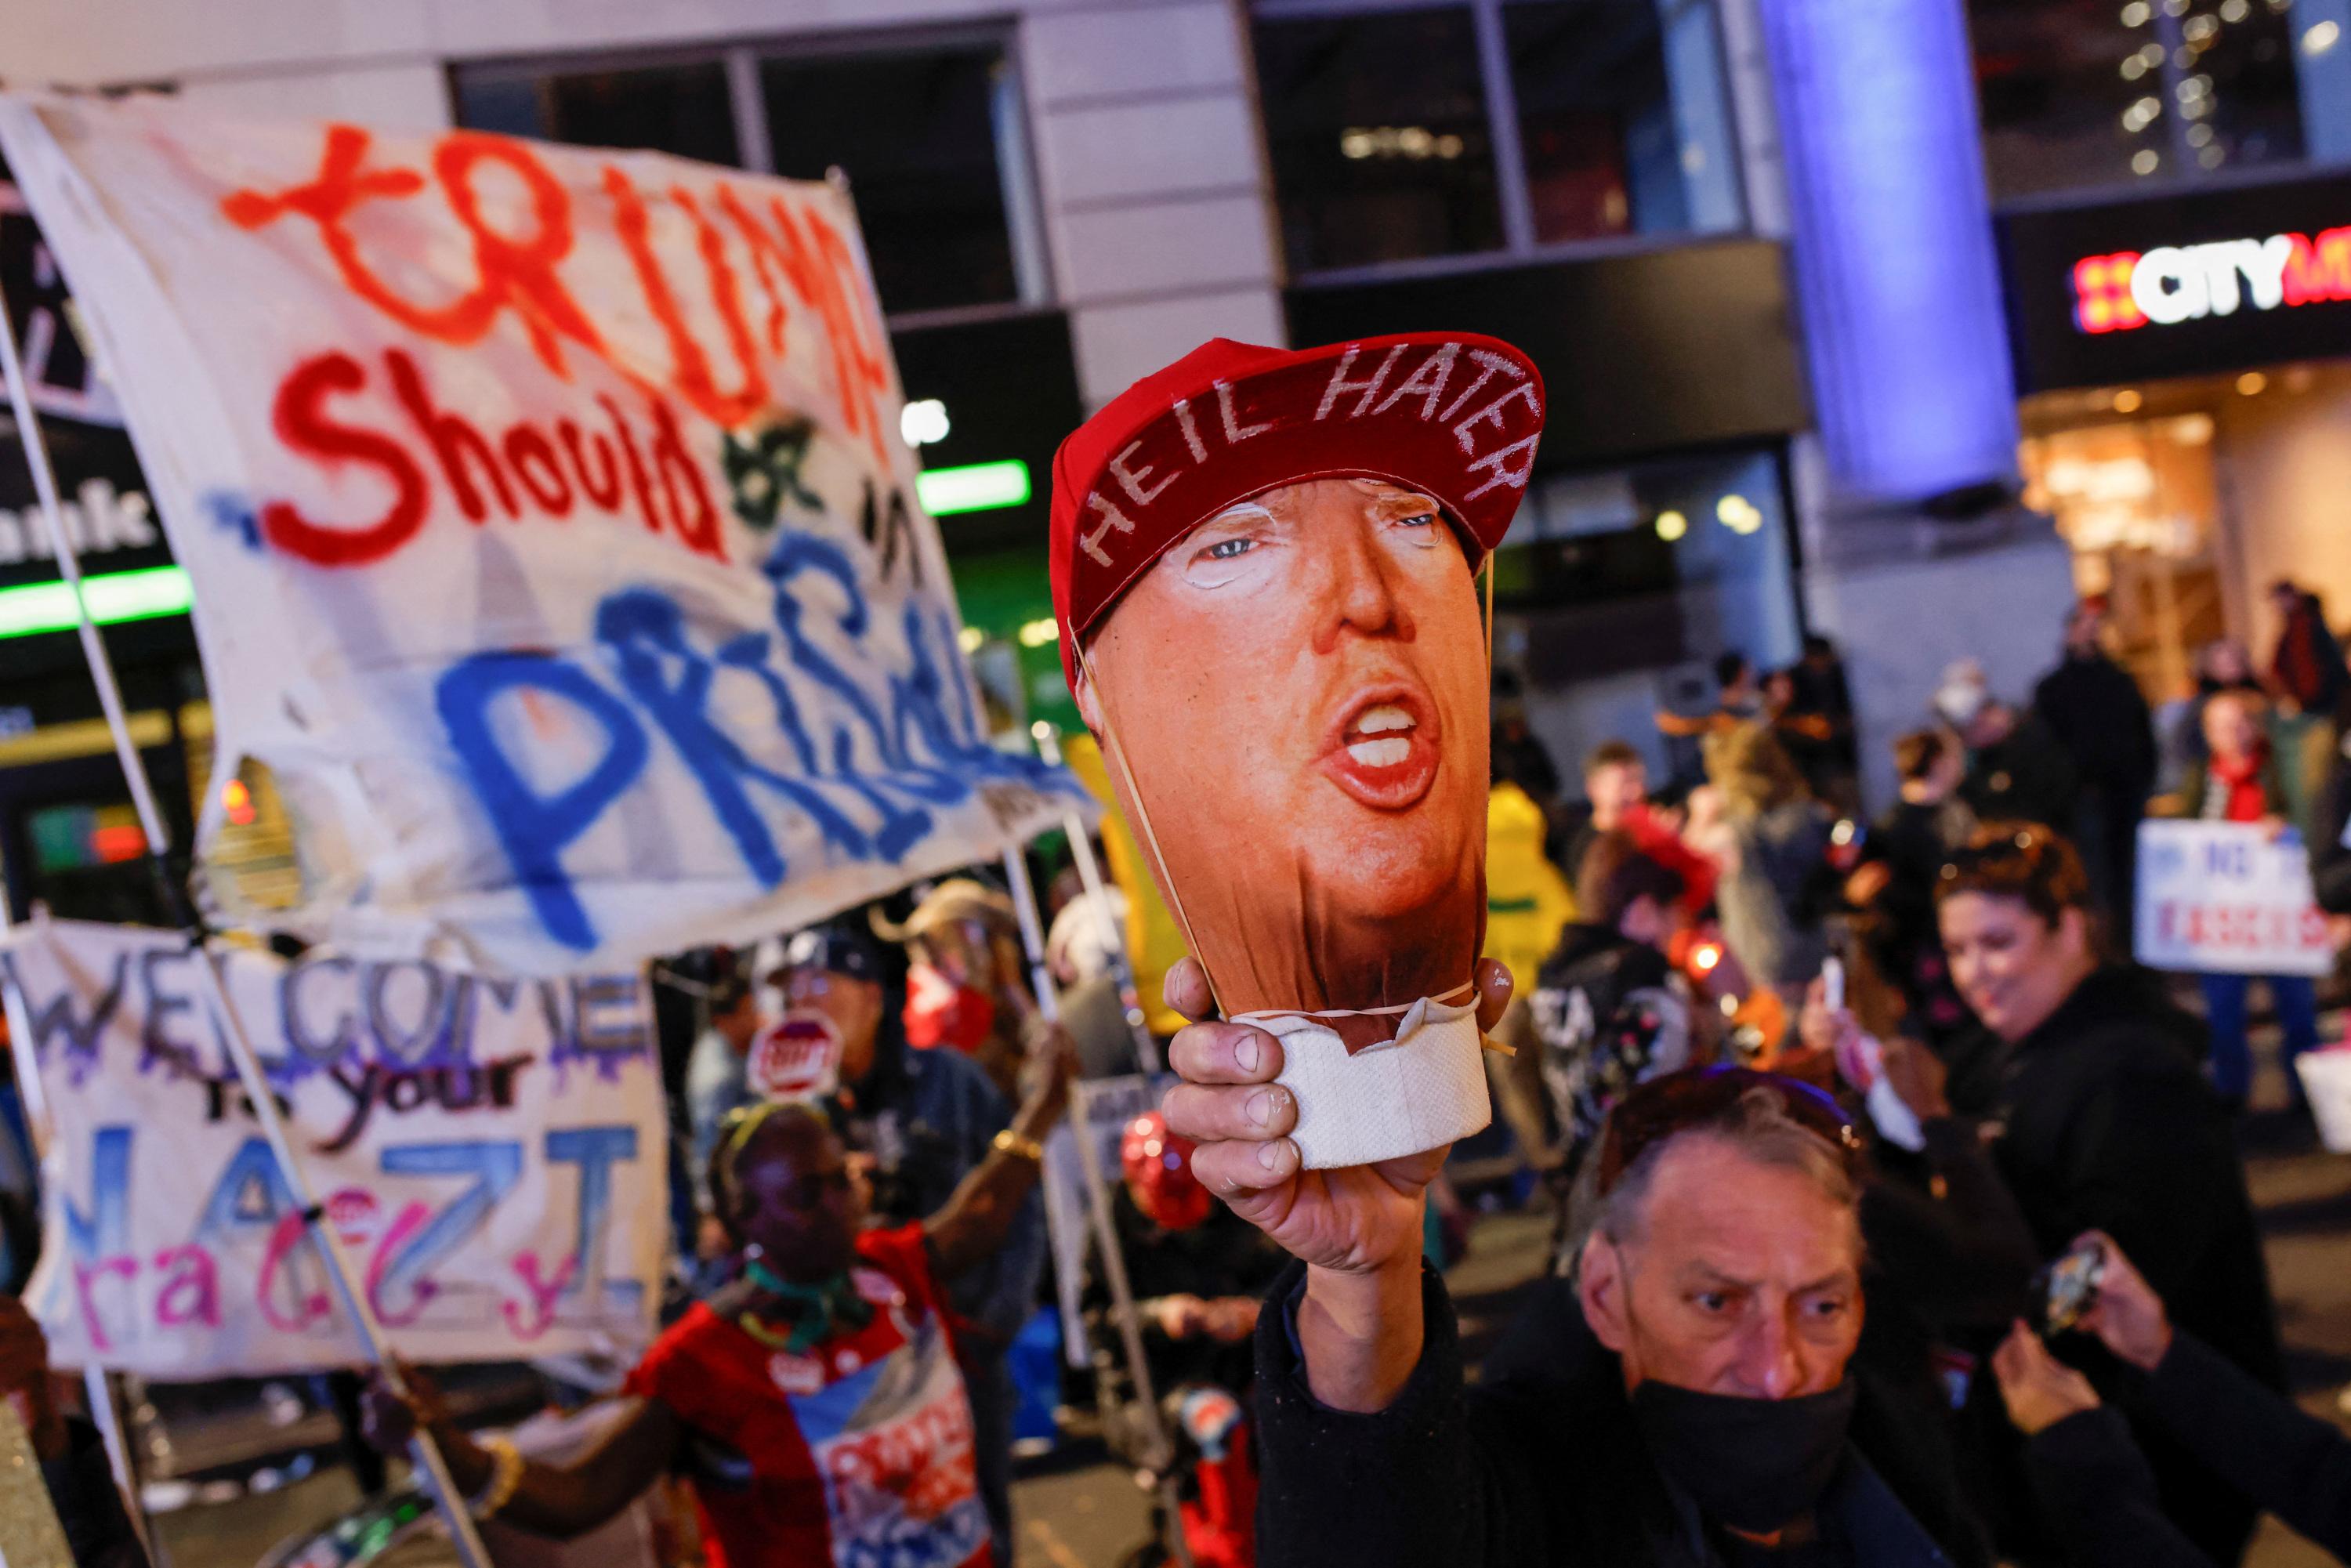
[
  {"xmin": 749, "ymin": 1013, "xmax": 842, "ymax": 1102},
  {"xmin": 2134, "ymin": 820, "xmax": 2331, "ymax": 976},
  {"xmin": 2071, "ymin": 227, "xmax": 2351, "ymax": 333}
]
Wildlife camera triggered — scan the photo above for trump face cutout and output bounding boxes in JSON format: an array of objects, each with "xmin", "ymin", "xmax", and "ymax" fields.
[
  {"xmin": 1076, "ymin": 476, "xmax": 1487, "ymax": 1019},
  {"xmin": 1051, "ymin": 331, "xmax": 1543, "ymax": 1166}
]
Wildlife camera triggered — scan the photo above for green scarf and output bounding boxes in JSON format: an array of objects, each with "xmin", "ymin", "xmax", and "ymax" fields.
[{"xmin": 743, "ymin": 1257, "xmax": 875, "ymax": 1353}]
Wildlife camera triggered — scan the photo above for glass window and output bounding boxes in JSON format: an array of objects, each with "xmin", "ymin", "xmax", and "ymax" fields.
[
  {"xmin": 1491, "ymin": 447, "xmax": 1801, "ymax": 791},
  {"xmin": 1252, "ymin": 8, "xmax": 1505, "ymax": 273},
  {"xmin": 1505, "ymin": 0, "xmax": 1737, "ymax": 243},
  {"xmin": 1251, "ymin": 2, "xmax": 1741, "ymax": 277},
  {"xmin": 453, "ymin": 60, "xmax": 741, "ymax": 168},
  {"xmin": 759, "ymin": 46, "xmax": 1017, "ymax": 316},
  {"xmin": 1971, "ymin": 0, "xmax": 2305, "ymax": 200},
  {"xmin": 451, "ymin": 38, "xmax": 1031, "ymax": 315}
]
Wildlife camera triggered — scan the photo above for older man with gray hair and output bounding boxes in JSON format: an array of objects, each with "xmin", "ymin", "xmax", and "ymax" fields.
[{"xmin": 1158, "ymin": 952, "xmax": 1991, "ymax": 1566}]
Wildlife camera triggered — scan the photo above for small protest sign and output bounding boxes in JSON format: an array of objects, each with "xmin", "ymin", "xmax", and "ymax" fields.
[
  {"xmin": 1, "ymin": 917, "xmax": 668, "ymax": 1376},
  {"xmin": 2135, "ymin": 819, "xmax": 2331, "ymax": 977}
]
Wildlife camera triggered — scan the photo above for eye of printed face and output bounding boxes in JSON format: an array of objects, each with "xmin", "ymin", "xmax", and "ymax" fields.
[{"xmin": 1174, "ymin": 503, "xmax": 1285, "ymax": 589}]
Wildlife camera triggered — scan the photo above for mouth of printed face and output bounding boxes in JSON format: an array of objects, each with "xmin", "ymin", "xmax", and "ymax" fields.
[{"xmin": 1318, "ymin": 683, "xmax": 1441, "ymax": 811}]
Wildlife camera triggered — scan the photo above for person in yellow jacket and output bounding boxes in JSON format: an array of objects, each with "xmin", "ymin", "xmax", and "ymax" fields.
[{"xmin": 1482, "ymin": 780, "xmax": 1575, "ymax": 1171}]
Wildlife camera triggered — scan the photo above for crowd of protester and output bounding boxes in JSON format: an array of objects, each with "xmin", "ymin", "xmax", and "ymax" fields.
[{"xmin": 13, "ymin": 592, "xmax": 2351, "ymax": 1568}]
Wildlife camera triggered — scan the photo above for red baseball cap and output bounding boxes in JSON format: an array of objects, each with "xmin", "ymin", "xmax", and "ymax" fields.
[{"xmin": 1047, "ymin": 332, "xmax": 1545, "ymax": 689}]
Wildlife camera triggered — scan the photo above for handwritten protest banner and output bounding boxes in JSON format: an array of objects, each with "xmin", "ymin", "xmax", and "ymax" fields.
[
  {"xmin": 2135, "ymin": 819, "xmax": 2332, "ymax": 977},
  {"xmin": 1, "ymin": 918, "xmax": 667, "ymax": 1377},
  {"xmin": 0, "ymin": 96, "xmax": 1087, "ymax": 975}
]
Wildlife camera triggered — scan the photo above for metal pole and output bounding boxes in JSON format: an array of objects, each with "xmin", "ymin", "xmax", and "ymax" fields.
[
  {"xmin": 82, "ymin": 1366, "xmax": 164, "ymax": 1568},
  {"xmin": 1001, "ymin": 847, "xmax": 1194, "ymax": 1566},
  {"xmin": 0, "ymin": 278, "xmax": 495, "ymax": 1568},
  {"xmin": 1029, "ymin": 723, "xmax": 1161, "ymax": 1075}
]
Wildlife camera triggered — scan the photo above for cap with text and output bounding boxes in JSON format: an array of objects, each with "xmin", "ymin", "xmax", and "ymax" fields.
[{"xmin": 1048, "ymin": 333, "xmax": 1545, "ymax": 686}]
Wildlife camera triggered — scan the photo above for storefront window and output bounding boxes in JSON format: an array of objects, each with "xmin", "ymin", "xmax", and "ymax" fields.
[
  {"xmin": 454, "ymin": 60, "xmax": 742, "ymax": 168},
  {"xmin": 1253, "ymin": 7, "xmax": 1505, "ymax": 271},
  {"xmin": 759, "ymin": 48, "xmax": 1019, "ymax": 316},
  {"xmin": 1490, "ymin": 447, "xmax": 1800, "ymax": 784},
  {"xmin": 2022, "ymin": 406, "xmax": 2224, "ymax": 702},
  {"xmin": 452, "ymin": 34, "xmax": 1041, "ymax": 316},
  {"xmin": 1971, "ymin": 0, "xmax": 2307, "ymax": 201},
  {"xmin": 1252, "ymin": 0, "xmax": 1742, "ymax": 277}
]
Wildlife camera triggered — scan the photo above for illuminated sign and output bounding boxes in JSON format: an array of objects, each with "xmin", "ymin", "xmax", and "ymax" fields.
[{"xmin": 2071, "ymin": 229, "xmax": 2351, "ymax": 334}]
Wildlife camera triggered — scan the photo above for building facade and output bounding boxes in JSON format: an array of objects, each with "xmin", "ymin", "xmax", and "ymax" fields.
[{"xmin": 2, "ymin": 0, "xmax": 2135, "ymax": 915}]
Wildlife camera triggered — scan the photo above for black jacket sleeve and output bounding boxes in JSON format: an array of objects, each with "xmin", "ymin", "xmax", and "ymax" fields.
[
  {"xmin": 2024, "ymin": 1408, "xmax": 2215, "ymax": 1568},
  {"xmin": 1253, "ymin": 1261, "xmax": 1545, "ymax": 1568},
  {"xmin": 2143, "ymin": 1330, "xmax": 2351, "ymax": 1559},
  {"xmin": 1860, "ymin": 1117, "xmax": 2042, "ymax": 1331},
  {"xmin": 42, "ymin": 1418, "xmax": 151, "ymax": 1568}
]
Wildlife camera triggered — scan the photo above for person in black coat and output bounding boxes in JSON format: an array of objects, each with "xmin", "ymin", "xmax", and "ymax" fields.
[
  {"xmin": 1934, "ymin": 824, "xmax": 2282, "ymax": 1565},
  {"xmin": 1165, "ymin": 947, "xmax": 1993, "ymax": 1568},
  {"xmin": 2034, "ymin": 602, "xmax": 2157, "ymax": 946},
  {"xmin": 1993, "ymin": 1233, "xmax": 2350, "ymax": 1568}
]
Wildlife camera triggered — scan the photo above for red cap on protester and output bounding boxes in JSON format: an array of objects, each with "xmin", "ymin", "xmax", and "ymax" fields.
[{"xmin": 1047, "ymin": 334, "xmax": 1545, "ymax": 688}]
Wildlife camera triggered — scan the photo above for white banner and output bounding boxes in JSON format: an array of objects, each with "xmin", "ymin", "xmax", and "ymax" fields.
[
  {"xmin": 0, "ymin": 918, "xmax": 668, "ymax": 1378},
  {"xmin": 0, "ymin": 96, "xmax": 1088, "ymax": 976},
  {"xmin": 2134, "ymin": 819, "xmax": 2332, "ymax": 977}
]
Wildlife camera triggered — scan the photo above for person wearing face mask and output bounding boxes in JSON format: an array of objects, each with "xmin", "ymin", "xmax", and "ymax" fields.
[
  {"xmin": 362, "ymin": 1071, "xmax": 1069, "ymax": 1568},
  {"xmin": 779, "ymin": 920, "xmax": 1051, "ymax": 1566},
  {"xmin": 887, "ymin": 879, "xmax": 1033, "ymax": 1103},
  {"xmin": 1933, "ymin": 824, "xmax": 2281, "ymax": 1565},
  {"xmin": 1163, "ymin": 943, "xmax": 1992, "ymax": 1568}
]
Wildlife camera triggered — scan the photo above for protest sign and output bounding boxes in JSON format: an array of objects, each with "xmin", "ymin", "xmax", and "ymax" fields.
[
  {"xmin": 0, "ymin": 917, "xmax": 667, "ymax": 1377},
  {"xmin": 1040, "ymin": 1073, "xmax": 1172, "ymax": 1367},
  {"xmin": 0, "ymin": 96, "xmax": 1088, "ymax": 976},
  {"xmin": 2135, "ymin": 819, "xmax": 2331, "ymax": 977}
]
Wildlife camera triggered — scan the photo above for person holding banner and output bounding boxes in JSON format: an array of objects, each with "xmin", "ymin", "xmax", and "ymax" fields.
[
  {"xmin": 365, "ymin": 1032, "xmax": 1074, "ymax": 1568},
  {"xmin": 2171, "ymin": 690, "xmax": 2322, "ymax": 1111}
]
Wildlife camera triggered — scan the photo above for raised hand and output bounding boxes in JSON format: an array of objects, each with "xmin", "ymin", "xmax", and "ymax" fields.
[
  {"xmin": 1991, "ymin": 1320, "xmax": 2101, "ymax": 1436},
  {"xmin": 2074, "ymin": 1231, "xmax": 2173, "ymax": 1372},
  {"xmin": 1158, "ymin": 954, "xmax": 1512, "ymax": 1278}
]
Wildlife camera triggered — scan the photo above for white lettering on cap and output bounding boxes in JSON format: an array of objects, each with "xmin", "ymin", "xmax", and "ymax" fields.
[
  {"xmin": 1369, "ymin": 342, "xmax": 1462, "ymax": 421},
  {"xmin": 1215, "ymin": 378, "xmax": 1273, "ymax": 444},
  {"xmin": 1078, "ymin": 491, "xmax": 1136, "ymax": 568},
  {"xmin": 1315, "ymin": 343, "xmax": 1408, "ymax": 421},
  {"xmin": 1107, "ymin": 438, "xmax": 1176, "ymax": 507}
]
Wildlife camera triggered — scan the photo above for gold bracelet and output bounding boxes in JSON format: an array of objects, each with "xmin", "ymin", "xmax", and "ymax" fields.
[
  {"xmin": 991, "ymin": 1128, "xmax": 1045, "ymax": 1163},
  {"xmin": 468, "ymin": 1436, "xmax": 525, "ymax": 1521}
]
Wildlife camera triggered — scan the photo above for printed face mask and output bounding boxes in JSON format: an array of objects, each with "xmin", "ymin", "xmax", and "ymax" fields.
[
  {"xmin": 903, "ymin": 964, "xmax": 997, "ymax": 1052},
  {"xmin": 1083, "ymin": 477, "xmax": 1495, "ymax": 1168}
]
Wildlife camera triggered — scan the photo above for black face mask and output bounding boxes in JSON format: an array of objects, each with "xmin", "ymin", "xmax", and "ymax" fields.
[{"xmin": 1629, "ymin": 1378, "xmax": 1857, "ymax": 1536}]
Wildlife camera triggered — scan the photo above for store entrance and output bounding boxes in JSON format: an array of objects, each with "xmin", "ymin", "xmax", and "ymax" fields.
[{"xmin": 2023, "ymin": 358, "xmax": 2351, "ymax": 811}]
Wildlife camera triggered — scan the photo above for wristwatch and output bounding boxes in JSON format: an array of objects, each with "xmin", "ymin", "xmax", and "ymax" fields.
[{"xmin": 992, "ymin": 1128, "xmax": 1045, "ymax": 1163}]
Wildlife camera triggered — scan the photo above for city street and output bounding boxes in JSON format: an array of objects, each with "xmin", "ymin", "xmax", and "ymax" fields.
[{"xmin": 135, "ymin": 1020, "xmax": 2351, "ymax": 1568}]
